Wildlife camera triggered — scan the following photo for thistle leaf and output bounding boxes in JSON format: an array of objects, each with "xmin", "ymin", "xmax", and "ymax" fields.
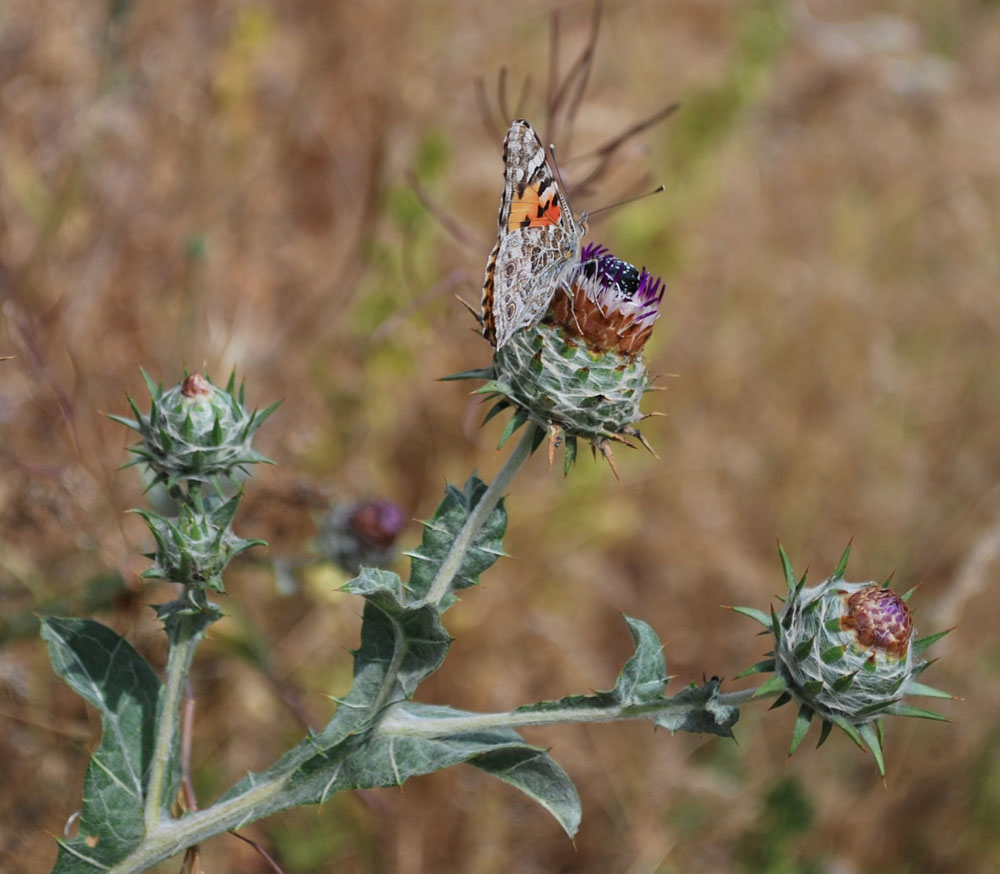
[
  {"xmin": 912, "ymin": 628, "xmax": 951, "ymax": 657},
  {"xmin": 832, "ymin": 541, "xmax": 852, "ymax": 579},
  {"xmin": 41, "ymin": 618, "xmax": 166, "ymax": 872},
  {"xmin": 220, "ymin": 568, "xmax": 452, "ymax": 806},
  {"xmin": 884, "ymin": 702, "xmax": 950, "ymax": 721},
  {"xmin": 516, "ymin": 617, "xmax": 738, "ymax": 738},
  {"xmin": 407, "ymin": 476, "xmax": 507, "ymax": 601},
  {"xmin": 753, "ymin": 673, "xmax": 789, "ymax": 699}
]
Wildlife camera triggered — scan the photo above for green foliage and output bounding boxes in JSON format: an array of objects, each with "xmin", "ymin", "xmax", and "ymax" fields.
[
  {"xmin": 41, "ymin": 618, "xmax": 167, "ymax": 873},
  {"xmin": 406, "ymin": 474, "xmax": 507, "ymax": 603},
  {"xmin": 40, "ymin": 368, "xmax": 951, "ymax": 871},
  {"xmin": 517, "ymin": 616, "xmax": 739, "ymax": 739}
]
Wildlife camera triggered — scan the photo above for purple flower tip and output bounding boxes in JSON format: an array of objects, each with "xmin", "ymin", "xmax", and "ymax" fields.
[
  {"xmin": 350, "ymin": 500, "xmax": 407, "ymax": 549},
  {"xmin": 577, "ymin": 243, "xmax": 665, "ymax": 325},
  {"xmin": 842, "ymin": 586, "xmax": 913, "ymax": 657}
]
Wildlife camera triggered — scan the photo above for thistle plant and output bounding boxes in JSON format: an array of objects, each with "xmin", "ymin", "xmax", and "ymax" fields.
[{"xmin": 40, "ymin": 286, "xmax": 951, "ymax": 871}]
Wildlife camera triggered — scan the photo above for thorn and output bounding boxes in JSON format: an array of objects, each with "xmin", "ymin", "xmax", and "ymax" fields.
[
  {"xmin": 606, "ymin": 432, "xmax": 637, "ymax": 448},
  {"xmin": 598, "ymin": 441, "xmax": 622, "ymax": 482},
  {"xmin": 633, "ymin": 429, "xmax": 659, "ymax": 458}
]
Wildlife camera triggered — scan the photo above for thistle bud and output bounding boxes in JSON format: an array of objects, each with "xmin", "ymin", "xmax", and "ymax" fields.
[
  {"xmin": 736, "ymin": 544, "xmax": 952, "ymax": 774},
  {"xmin": 133, "ymin": 495, "xmax": 264, "ymax": 594},
  {"xmin": 317, "ymin": 499, "xmax": 407, "ymax": 575},
  {"xmin": 112, "ymin": 371, "xmax": 277, "ymax": 489}
]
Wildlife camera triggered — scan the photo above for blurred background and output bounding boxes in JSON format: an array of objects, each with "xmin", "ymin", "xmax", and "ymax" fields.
[{"xmin": 1, "ymin": 0, "xmax": 997, "ymax": 871}]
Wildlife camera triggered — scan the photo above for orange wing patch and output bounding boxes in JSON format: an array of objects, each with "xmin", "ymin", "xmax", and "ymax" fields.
[{"xmin": 507, "ymin": 184, "xmax": 563, "ymax": 231}]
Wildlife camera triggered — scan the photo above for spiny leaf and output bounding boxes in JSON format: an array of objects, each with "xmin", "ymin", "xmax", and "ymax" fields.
[
  {"xmin": 482, "ymin": 399, "xmax": 511, "ymax": 426},
  {"xmin": 221, "ymin": 568, "xmax": 452, "ymax": 805},
  {"xmin": 304, "ymin": 702, "xmax": 581, "ymax": 835},
  {"xmin": 905, "ymin": 681, "xmax": 953, "ymax": 700},
  {"xmin": 497, "ymin": 408, "xmax": 529, "ymax": 449},
  {"xmin": 516, "ymin": 617, "xmax": 738, "ymax": 738},
  {"xmin": 884, "ymin": 702, "xmax": 950, "ymax": 721},
  {"xmin": 613, "ymin": 616, "xmax": 668, "ymax": 706},
  {"xmin": 563, "ymin": 434, "xmax": 577, "ymax": 475},
  {"xmin": 752, "ymin": 672, "xmax": 789, "ymax": 699},
  {"xmin": 407, "ymin": 475, "xmax": 507, "ymax": 601},
  {"xmin": 439, "ymin": 367, "xmax": 495, "ymax": 382},
  {"xmin": 768, "ymin": 691, "xmax": 792, "ymax": 711},
  {"xmin": 830, "ymin": 716, "xmax": 864, "ymax": 749},
  {"xmin": 140, "ymin": 367, "xmax": 160, "ymax": 399},
  {"xmin": 341, "ymin": 568, "xmax": 452, "ymax": 699}
]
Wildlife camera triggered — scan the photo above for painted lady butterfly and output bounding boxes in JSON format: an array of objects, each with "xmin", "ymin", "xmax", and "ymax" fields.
[{"xmin": 481, "ymin": 119, "xmax": 588, "ymax": 350}]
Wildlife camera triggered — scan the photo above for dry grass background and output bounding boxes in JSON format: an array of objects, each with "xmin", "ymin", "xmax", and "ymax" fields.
[{"xmin": 1, "ymin": 0, "xmax": 998, "ymax": 871}]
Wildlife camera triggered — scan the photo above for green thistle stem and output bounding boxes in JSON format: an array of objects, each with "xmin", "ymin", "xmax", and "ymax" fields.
[
  {"xmin": 378, "ymin": 685, "xmax": 773, "ymax": 737},
  {"xmin": 144, "ymin": 610, "xmax": 202, "ymax": 833},
  {"xmin": 425, "ymin": 425, "xmax": 539, "ymax": 606},
  {"xmin": 109, "ymin": 680, "xmax": 771, "ymax": 874}
]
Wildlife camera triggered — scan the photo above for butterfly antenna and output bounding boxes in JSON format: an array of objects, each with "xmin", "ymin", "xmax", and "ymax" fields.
[{"xmin": 587, "ymin": 185, "xmax": 665, "ymax": 220}]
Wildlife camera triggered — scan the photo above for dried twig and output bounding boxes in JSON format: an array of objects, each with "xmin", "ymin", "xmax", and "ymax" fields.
[
  {"xmin": 230, "ymin": 830, "xmax": 289, "ymax": 874},
  {"xmin": 475, "ymin": 75, "xmax": 503, "ymax": 142},
  {"xmin": 405, "ymin": 169, "xmax": 484, "ymax": 251},
  {"xmin": 569, "ymin": 102, "xmax": 680, "ymax": 195}
]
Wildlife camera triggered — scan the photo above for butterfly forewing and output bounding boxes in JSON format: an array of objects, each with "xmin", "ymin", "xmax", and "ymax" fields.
[{"xmin": 481, "ymin": 120, "xmax": 586, "ymax": 350}]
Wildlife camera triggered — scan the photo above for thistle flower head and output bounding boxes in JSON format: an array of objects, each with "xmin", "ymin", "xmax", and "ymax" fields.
[
  {"xmin": 553, "ymin": 243, "xmax": 665, "ymax": 357},
  {"xmin": 455, "ymin": 243, "xmax": 665, "ymax": 475},
  {"xmin": 736, "ymin": 544, "xmax": 952, "ymax": 775},
  {"xmin": 841, "ymin": 585, "xmax": 913, "ymax": 657},
  {"xmin": 317, "ymin": 499, "xmax": 407, "ymax": 575}
]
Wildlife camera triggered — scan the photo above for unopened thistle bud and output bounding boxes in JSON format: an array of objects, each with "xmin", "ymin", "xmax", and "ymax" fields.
[
  {"xmin": 735, "ymin": 544, "xmax": 952, "ymax": 775},
  {"xmin": 133, "ymin": 495, "xmax": 264, "ymax": 594},
  {"xmin": 111, "ymin": 370, "xmax": 278, "ymax": 490}
]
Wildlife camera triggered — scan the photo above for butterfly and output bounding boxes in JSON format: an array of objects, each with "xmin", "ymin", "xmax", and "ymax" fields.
[{"xmin": 481, "ymin": 119, "xmax": 588, "ymax": 350}]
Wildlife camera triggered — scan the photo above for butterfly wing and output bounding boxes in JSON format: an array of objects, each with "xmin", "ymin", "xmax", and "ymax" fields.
[{"xmin": 482, "ymin": 120, "xmax": 582, "ymax": 350}]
